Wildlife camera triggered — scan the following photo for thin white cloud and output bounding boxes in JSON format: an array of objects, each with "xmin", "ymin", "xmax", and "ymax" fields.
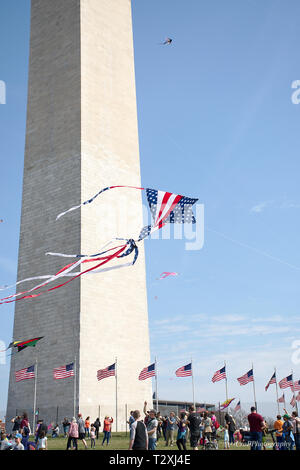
[{"xmin": 250, "ymin": 201, "xmax": 270, "ymax": 213}]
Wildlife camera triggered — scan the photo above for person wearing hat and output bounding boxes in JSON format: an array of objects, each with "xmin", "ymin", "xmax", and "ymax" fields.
[
  {"xmin": 13, "ymin": 433, "xmax": 24, "ymax": 450},
  {"xmin": 146, "ymin": 409, "xmax": 158, "ymax": 450},
  {"xmin": 282, "ymin": 414, "xmax": 294, "ymax": 451}
]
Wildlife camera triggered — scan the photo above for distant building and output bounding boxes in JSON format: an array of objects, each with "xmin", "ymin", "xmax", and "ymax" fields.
[{"xmin": 156, "ymin": 400, "xmax": 215, "ymax": 416}]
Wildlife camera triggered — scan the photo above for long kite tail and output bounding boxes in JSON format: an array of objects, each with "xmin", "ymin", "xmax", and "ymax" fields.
[
  {"xmin": 0, "ymin": 239, "xmax": 138, "ymax": 305},
  {"xmin": 56, "ymin": 185, "xmax": 144, "ymax": 221}
]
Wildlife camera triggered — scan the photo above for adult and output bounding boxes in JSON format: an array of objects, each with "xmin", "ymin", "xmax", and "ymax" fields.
[
  {"xmin": 102, "ymin": 416, "xmax": 113, "ymax": 446},
  {"xmin": 203, "ymin": 412, "xmax": 212, "ymax": 443},
  {"xmin": 93, "ymin": 418, "xmax": 101, "ymax": 439},
  {"xmin": 247, "ymin": 406, "xmax": 264, "ymax": 451},
  {"xmin": 145, "ymin": 409, "xmax": 158, "ymax": 450},
  {"xmin": 291, "ymin": 411, "xmax": 300, "ymax": 451},
  {"xmin": 225, "ymin": 413, "xmax": 236, "ymax": 444},
  {"xmin": 176, "ymin": 412, "xmax": 187, "ymax": 451},
  {"xmin": 85, "ymin": 416, "xmax": 90, "ymax": 437},
  {"xmin": 273, "ymin": 415, "xmax": 284, "ymax": 450},
  {"xmin": 156, "ymin": 412, "xmax": 163, "ymax": 441},
  {"xmin": 129, "ymin": 410, "xmax": 148, "ymax": 450},
  {"xmin": 62, "ymin": 418, "xmax": 70, "ymax": 438},
  {"xmin": 66, "ymin": 417, "xmax": 78, "ymax": 451},
  {"xmin": 187, "ymin": 406, "xmax": 202, "ymax": 450},
  {"xmin": 11, "ymin": 416, "xmax": 21, "ymax": 434},
  {"xmin": 20, "ymin": 412, "xmax": 29, "ymax": 432},
  {"xmin": 37, "ymin": 419, "xmax": 48, "ymax": 440},
  {"xmin": 165, "ymin": 412, "xmax": 176, "ymax": 447},
  {"xmin": 127, "ymin": 411, "xmax": 135, "ymax": 429},
  {"xmin": 77, "ymin": 413, "xmax": 88, "ymax": 449},
  {"xmin": 282, "ymin": 414, "xmax": 294, "ymax": 451}
]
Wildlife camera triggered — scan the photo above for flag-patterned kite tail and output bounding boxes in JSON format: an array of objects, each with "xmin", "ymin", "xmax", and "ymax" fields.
[{"xmin": 56, "ymin": 185, "xmax": 144, "ymax": 220}]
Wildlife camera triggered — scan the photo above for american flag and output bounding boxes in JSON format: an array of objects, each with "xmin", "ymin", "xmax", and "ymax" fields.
[
  {"xmin": 139, "ymin": 363, "xmax": 155, "ymax": 380},
  {"xmin": 293, "ymin": 380, "xmax": 300, "ymax": 391},
  {"xmin": 15, "ymin": 365, "xmax": 35, "ymax": 382},
  {"xmin": 234, "ymin": 400, "xmax": 241, "ymax": 412},
  {"xmin": 277, "ymin": 393, "xmax": 285, "ymax": 403},
  {"xmin": 290, "ymin": 395, "xmax": 296, "ymax": 407},
  {"xmin": 212, "ymin": 366, "xmax": 226, "ymax": 383},
  {"xmin": 265, "ymin": 372, "xmax": 276, "ymax": 391},
  {"xmin": 53, "ymin": 363, "xmax": 74, "ymax": 380},
  {"xmin": 237, "ymin": 369, "xmax": 254, "ymax": 385},
  {"xmin": 196, "ymin": 407, "xmax": 206, "ymax": 413},
  {"xmin": 97, "ymin": 363, "xmax": 115, "ymax": 381},
  {"xmin": 175, "ymin": 363, "xmax": 192, "ymax": 377},
  {"xmin": 279, "ymin": 374, "xmax": 293, "ymax": 389},
  {"xmin": 138, "ymin": 189, "xmax": 198, "ymax": 240},
  {"xmin": 297, "ymin": 392, "xmax": 300, "ymax": 402}
]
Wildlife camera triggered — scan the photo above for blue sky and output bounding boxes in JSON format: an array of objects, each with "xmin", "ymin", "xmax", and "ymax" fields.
[{"xmin": 1, "ymin": 0, "xmax": 300, "ymax": 418}]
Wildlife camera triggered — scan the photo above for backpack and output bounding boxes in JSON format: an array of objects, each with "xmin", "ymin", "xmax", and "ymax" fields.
[{"xmin": 214, "ymin": 420, "xmax": 220, "ymax": 430}]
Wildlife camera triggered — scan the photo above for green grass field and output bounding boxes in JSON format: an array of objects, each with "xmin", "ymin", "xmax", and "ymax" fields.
[{"xmin": 45, "ymin": 433, "xmax": 275, "ymax": 451}]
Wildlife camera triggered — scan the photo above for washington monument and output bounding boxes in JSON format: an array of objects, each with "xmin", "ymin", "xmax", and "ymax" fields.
[{"xmin": 6, "ymin": 0, "xmax": 152, "ymax": 430}]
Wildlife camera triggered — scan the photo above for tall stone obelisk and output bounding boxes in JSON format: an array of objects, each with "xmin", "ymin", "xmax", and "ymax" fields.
[{"xmin": 6, "ymin": 0, "xmax": 152, "ymax": 430}]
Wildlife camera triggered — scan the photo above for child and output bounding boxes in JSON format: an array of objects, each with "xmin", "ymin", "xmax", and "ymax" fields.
[
  {"xmin": 223, "ymin": 424, "xmax": 229, "ymax": 450},
  {"xmin": 90, "ymin": 425, "xmax": 96, "ymax": 448},
  {"xmin": 37, "ymin": 430, "xmax": 48, "ymax": 450}
]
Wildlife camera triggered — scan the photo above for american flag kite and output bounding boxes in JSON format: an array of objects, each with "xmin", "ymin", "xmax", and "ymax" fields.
[
  {"xmin": 237, "ymin": 369, "xmax": 254, "ymax": 386},
  {"xmin": 234, "ymin": 400, "xmax": 241, "ymax": 412},
  {"xmin": 265, "ymin": 372, "xmax": 276, "ymax": 391},
  {"xmin": 97, "ymin": 363, "xmax": 116, "ymax": 381},
  {"xmin": 277, "ymin": 393, "xmax": 285, "ymax": 403},
  {"xmin": 139, "ymin": 363, "xmax": 156, "ymax": 380},
  {"xmin": 15, "ymin": 365, "xmax": 35, "ymax": 382},
  {"xmin": 53, "ymin": 363, "xmax": 74, "ymax": 380},
  {"xmin": 212, "ymin": 366, "xmax": 226, "ymax": 383},
  {"xmin": 293, "ymin": 380, "xmax": 300, "ymax": 391},
  {"xmin": 175, "ymin": 363, "xmax": 192, "ymax": 377},
  {"xmin": 279, "ymin": 374, "xmax": 293, "ymax": 389},
  {"xmin": 0, "ymin": 186, "xmax": 198, "ymax": 306}
]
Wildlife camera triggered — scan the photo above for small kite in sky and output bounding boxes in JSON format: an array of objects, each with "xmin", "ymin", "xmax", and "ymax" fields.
[
  {"xmin": 0, "ymin": 337, "xmax": 43, "ymax": 354},
  {"xmin": 161, "ymin": 38, "xmax": 173, "ymax": 45},
  {"xmin": 0, "ymin": 185, "xmax": 197, "ymax": 305},
  {"xmin": 159, "ymin": 272, "xmax": 178, "ymax": 280}
]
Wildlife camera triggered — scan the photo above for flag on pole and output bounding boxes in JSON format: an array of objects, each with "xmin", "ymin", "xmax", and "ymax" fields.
[
  {"xmin": 53, "ymin": 363, "xmax": 74, "ymax": 380},
  {"xmin": 138, "ymin": 363, "xmax": 155, "ymax": 380},
  {"xmin": 290, "ymin": 395, "xmax": 296, "ymax": 407},
  {"xmin": 196, "ymin": 407, "xmax": 206, "ymax": 413},
  {"xmin": 279, "ymin": 374, "xmax": 293, "ymax": 389},
  {"xmin": 97, "ymin": 363, "xmax": 115, "ymax": 381},
  {"xmin": 293, "ymin": 380, "xmax": 300, "ymax": 391},
  {"xmin": 15, "ymin": 365, "xmax": 35, "ymax": 382},
  {"xmin": 237, "ymin": 369, "xmax": 253, "ymax": 385},
  {"xmin": 220, "ymin": 398, "xmax": 235, "ymax": 410},
  {"xmin": 296, "ymin": 392, "xmax": 300, "ymax": 402},
  {"xmin": 175, "ymin": 363, "xmax": 192, "ymax": 377},
  {"xmin": 277, "ymin": 393, "xmax": 285, "ymax": 403},
  {"xmin": 212, "ymin": 366, "xmax": 226, "ymax": 383},
  {"xmin": 234, "ymin": 400, "xmax": 241, "ymax": 412},
  {"xmin": 265, "ymin": 372, "xmax": 276, "ymax": 391}
]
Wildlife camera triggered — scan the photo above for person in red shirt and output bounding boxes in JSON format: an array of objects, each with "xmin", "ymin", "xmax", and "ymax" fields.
[
  {"xmin": 102, "ymin": 416, "xmax": 113, "ymax": 446},
  {"xmin": 247, "ymin": 407, "xmax": 265, "ymax": 451}
]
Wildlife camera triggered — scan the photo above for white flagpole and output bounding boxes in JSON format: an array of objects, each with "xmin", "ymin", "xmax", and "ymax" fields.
[
  {"xmin": 115, "ymin": 357, "xmax": 118, "ymax": 432},
  {"xmin": 73, "ymin": 356, "xmax": 76, "ymax": 417},
  {"xmin": 252, "ymin": 363, "xmax": 257, "ymax": 410},
  {"xmin": 291, "ymin": 370, "xmax": 298, "ymax": 414},
  {"xmin": 274, "ymin": 367, "xmax": 280, "ymax": 415},
  {"xmin": 32, "ymin": 359, "xmax": 38, "ymax": 433},
  {"xmin": 191, "ymin": 358, "xmax": 195, "ymax": 408},
  {"xmin": 224, "ymin": 361, "xmax": 228, "ymax": 401},
  {"xmin": 155, "ymin": 357, "xmax": 158, "ymax": 412}
]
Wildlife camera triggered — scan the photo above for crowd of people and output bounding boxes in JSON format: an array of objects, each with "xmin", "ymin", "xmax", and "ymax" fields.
[{"xmin": 0, "ymin": 405, "xmax": 299, "ymax": 451}]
